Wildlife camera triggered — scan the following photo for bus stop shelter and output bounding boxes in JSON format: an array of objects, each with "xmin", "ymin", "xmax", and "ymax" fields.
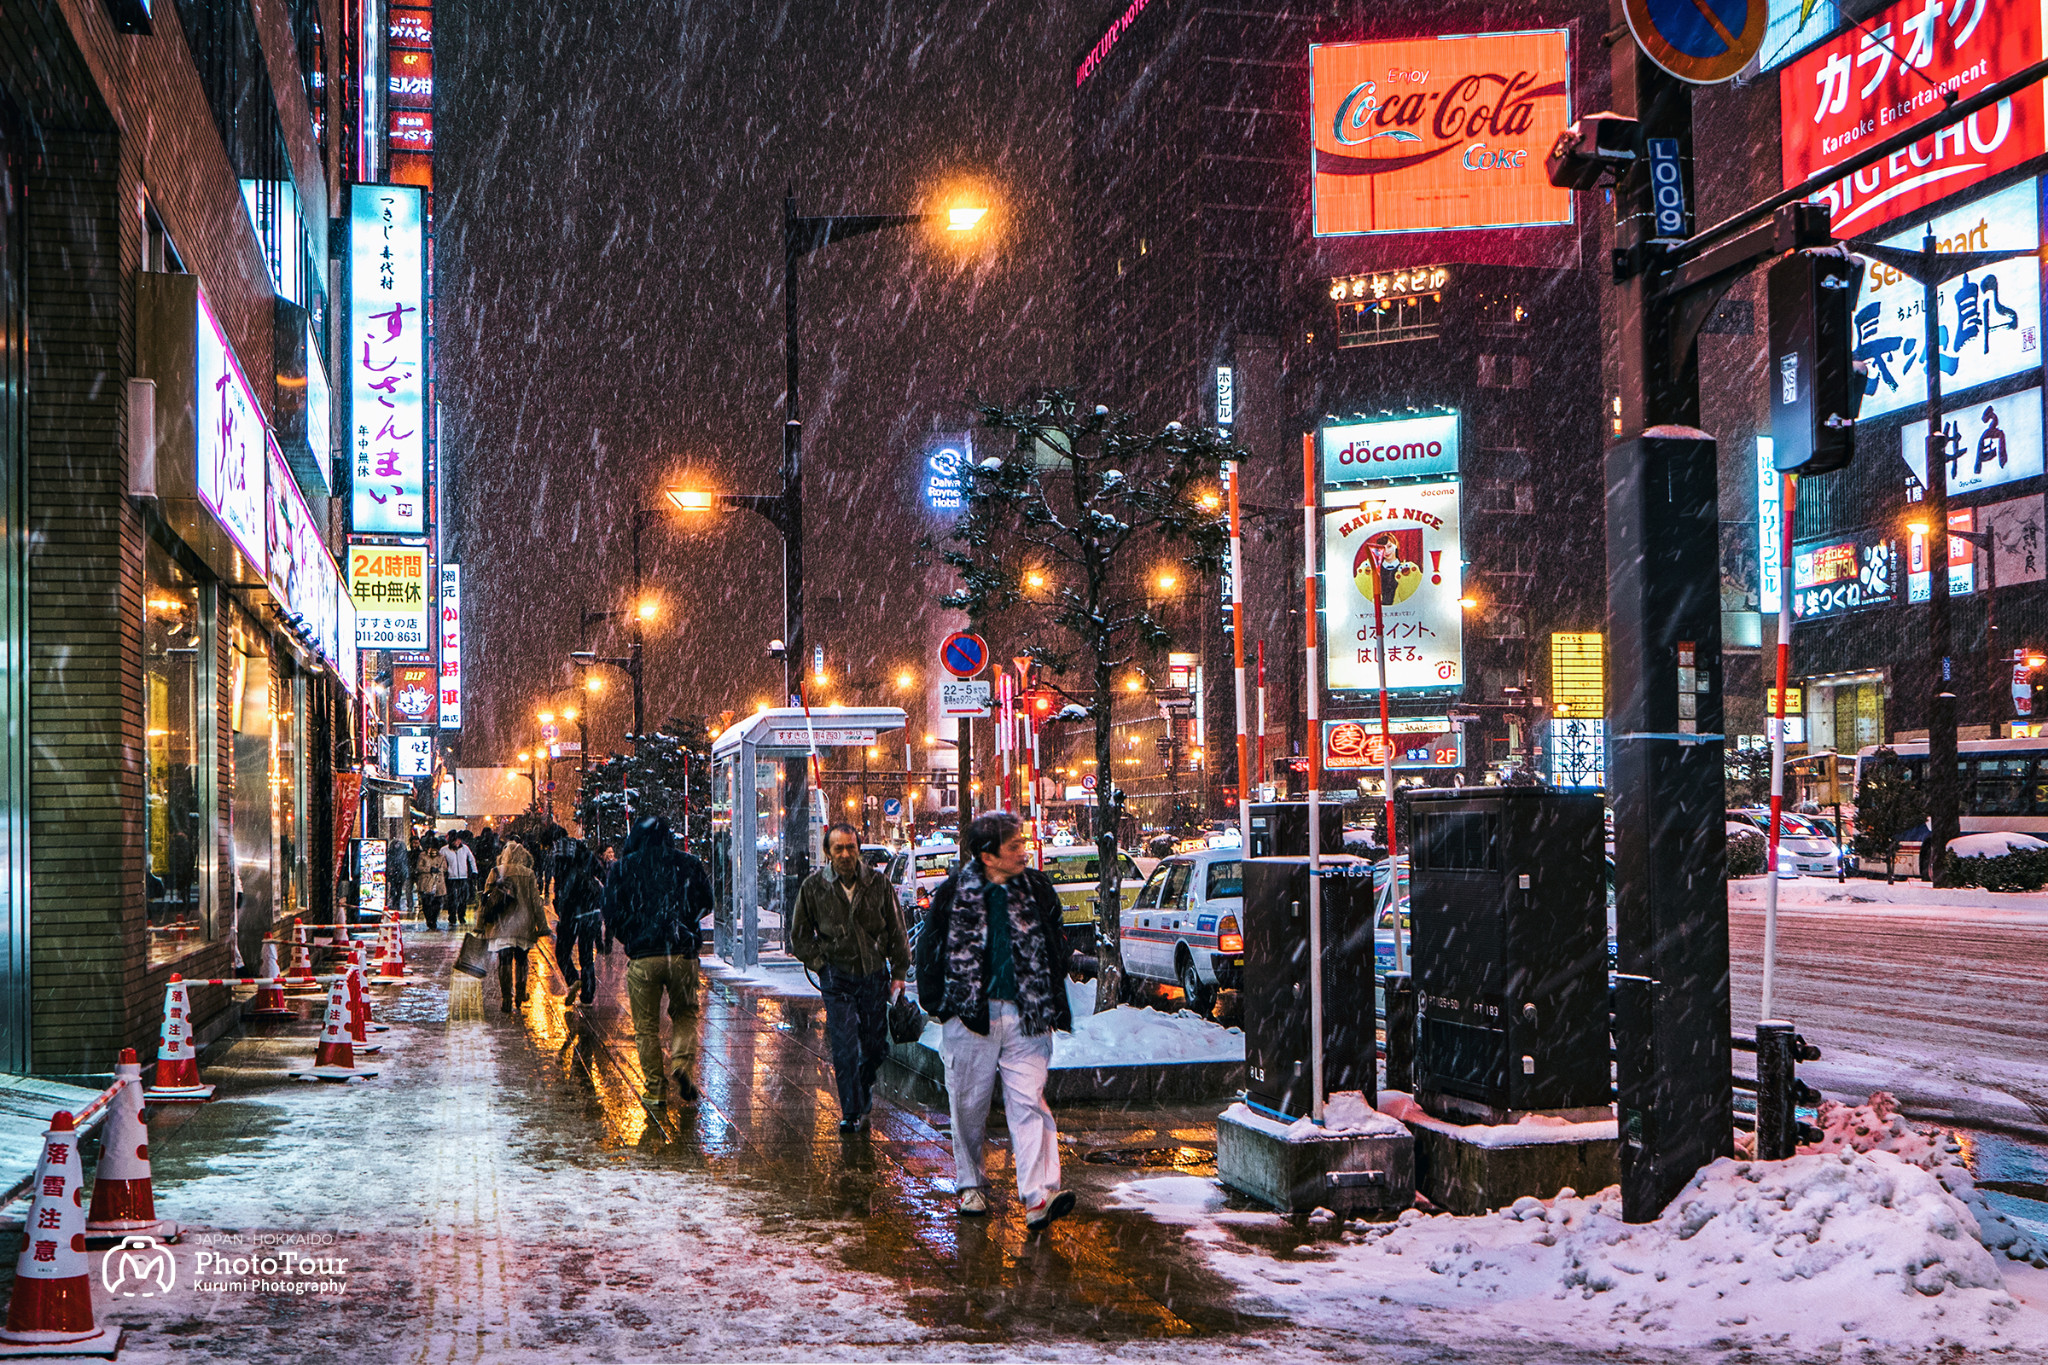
[{"xmin": 710, "ymin": 706, "xmax": 907, "ymax": 969}]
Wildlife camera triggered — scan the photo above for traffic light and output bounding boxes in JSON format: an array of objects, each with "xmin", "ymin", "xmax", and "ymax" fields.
[{"xmin": 1767, "ymin": 248, "xmax": 1868, "ymax": 475}]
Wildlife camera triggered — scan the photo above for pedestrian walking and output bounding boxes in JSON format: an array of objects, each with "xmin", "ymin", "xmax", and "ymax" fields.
[
  {"xmin": 472, "ymin": 824, "xmax": 500, "ymax": 889},
  {"xmin": 914, "ymin": 810, "xmax": 1077, "ymax": 1230},
  {"xmin": 791, "ymin": 822, "xmax": 910, "ymax": 1131},
  {"xmin": 480, "ymin": 843, "xmax": 545, "ymax": 1012},
  {"xmin": 602, "ymin": 816, "xmax": 713, "ymax": 1109},
  {"xmin": 444, "ymin": 832, "xmax": 478, "ymax": 929},
  {"xmin": 552, "ymin": 836, "xmax": 609, "ymax": 1007},
  {"xmin": 387, "ymin": 834, "xmax": 413, "ymax": 922},
  {"xmin": 417, "ymin": 836, "xmax": 449, "ymax": 930}
]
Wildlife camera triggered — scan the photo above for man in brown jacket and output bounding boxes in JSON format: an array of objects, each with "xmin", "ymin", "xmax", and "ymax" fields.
[{"xmin": 790, "ymin": 823, "xmax": 912, "ymax": 1131}]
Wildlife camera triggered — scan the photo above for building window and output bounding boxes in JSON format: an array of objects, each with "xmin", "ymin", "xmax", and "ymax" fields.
[
  {"xmin": 1336, "ymin": 293, "xmax": 1442, "ymax": 347},
  {"xmin": 144, "ymin": 543, "xmax": 208, "ymax": 966}
]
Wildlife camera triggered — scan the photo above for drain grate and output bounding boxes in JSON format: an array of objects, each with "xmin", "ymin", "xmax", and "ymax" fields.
[{"xmin": 1082, "ymin": 1145, "xmax": 1214, "ymax": 1169}]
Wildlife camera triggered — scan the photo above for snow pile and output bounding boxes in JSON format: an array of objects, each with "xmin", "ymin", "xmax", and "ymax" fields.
[
  {"xmin": 1948, "ymin": 831, "xmax": 2048, "ymax": 858},
  {"xmin": 1052, "ymin": 979, "xmax": 1244, "ymax": 1069},
  {"xmin": 1221, "ymin": 1091, "xmax": 1406, "ymax": 1143},
  {"xmin": 1379, "ymin": 1088, "xmax": 1619, "ymax": 1147},
  {"xmin": 1116, "ymin": 1148, "xmax": 2048, "ymax": 1354}
]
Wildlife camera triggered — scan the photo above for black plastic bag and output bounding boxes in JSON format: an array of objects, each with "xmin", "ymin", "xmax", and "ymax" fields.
[{"xmin": 887, "ymin": 990, "xmax": 926, "ymax": 1045}]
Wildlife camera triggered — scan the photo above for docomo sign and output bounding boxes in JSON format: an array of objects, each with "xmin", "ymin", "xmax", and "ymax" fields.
[
  {"xmin": 1780, "ymin": 0, "xmax": 2042, "ymax": 235},
  {"xmin": 1320, "ymin": 412, "xmax": 1460, "ymax": 483},
  {"xmin": 1310, "ymin": 31, "xmax": 1574, "ymax": 236}
]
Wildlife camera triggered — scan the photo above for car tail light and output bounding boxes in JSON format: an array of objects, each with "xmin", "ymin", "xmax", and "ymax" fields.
[
  {"xmin": 917, "ymin": 889, "xmax": 931, "ymax": 910},
  {"xmin": 1218, "ymin": 914, "xmax": 1242, "ymax": 953}
]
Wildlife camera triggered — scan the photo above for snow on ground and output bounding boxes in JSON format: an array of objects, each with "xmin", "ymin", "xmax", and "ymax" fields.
[
  {"xmin": 1378, "ymin": 1089, "xmax": 1619, "ymax": 1148},
  {"xmin": 704, "ymin": 954, "xmax": 821, "ymax": 998},
  {"xmin": 1224, "ymin": 1092, "xmax": 1407, "ymax": 1142},
  {"xmin": 1729, "ymin": 875, "xmax": 2048, "ymax": 915},
  {"xmin": 1115, "ymin": 1094, "xmax": 2048, "ymax": 1360},
  {"xmin": 908, "ymin": 980, "xmax": 1245, "ymax": 1071},
  {"xmin": 1949, "ymin": 832, "xmax": 2048, "ymax": 857}
]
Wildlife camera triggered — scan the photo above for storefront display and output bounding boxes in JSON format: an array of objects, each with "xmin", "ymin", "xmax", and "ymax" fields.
[{"xmin": 144, "ymin": 542, "xmax": 211, "ymax": 966}]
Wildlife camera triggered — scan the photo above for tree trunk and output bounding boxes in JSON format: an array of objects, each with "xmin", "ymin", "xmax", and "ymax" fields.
[{"xmin": 1092, "ymin": 651, "xmax": 1124, "ymax": 1016}]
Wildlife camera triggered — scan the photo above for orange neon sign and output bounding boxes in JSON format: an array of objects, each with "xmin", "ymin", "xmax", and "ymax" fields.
[{"xmin": 1310, "ymin": 31, "xmax": 1574, "ymax": 237}]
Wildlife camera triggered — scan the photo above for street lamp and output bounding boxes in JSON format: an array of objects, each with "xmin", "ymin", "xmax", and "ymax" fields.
[
  {"xmin": 666, "ymin": 189, "xmax": 988, "ymax": 705},
  {"xmin": 578, "ymin": 508, "xmax": 671, "ymax": 747}
]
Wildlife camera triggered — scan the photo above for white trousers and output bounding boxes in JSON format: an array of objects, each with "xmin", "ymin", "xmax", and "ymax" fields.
[{"xmin": 944, "ymin": 1001, "xmax": 1061, "ymax": 1205}]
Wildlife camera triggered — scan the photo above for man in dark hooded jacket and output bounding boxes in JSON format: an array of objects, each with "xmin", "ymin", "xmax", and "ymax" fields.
[
  {"xmin": 601, "ymin": 817, "xmax": 713, "ymax": 1107},
  {"xmin": 552, "ymin": 836, "xmax": 608, "ymax": 1007}
]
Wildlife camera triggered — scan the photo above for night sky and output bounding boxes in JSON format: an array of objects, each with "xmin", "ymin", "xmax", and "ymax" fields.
[{"xmin": 437, "ymin": 0, "xmax": 1097, "ymax": 764}]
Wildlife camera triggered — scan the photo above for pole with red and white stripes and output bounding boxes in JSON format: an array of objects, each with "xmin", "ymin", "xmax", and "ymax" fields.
[{"xmin": 1762, "ymin": 471, "xmax": 1799, "ymax": 1022}]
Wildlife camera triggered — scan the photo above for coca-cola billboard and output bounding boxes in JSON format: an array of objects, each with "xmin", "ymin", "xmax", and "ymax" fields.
[
  {"xmin": 1310, "ymin": 31, "xmax": 1574, "ymax": 236},
  {"xmin": 1780, "ymin": 0, "xmax": 2043, "ymax": 235}
]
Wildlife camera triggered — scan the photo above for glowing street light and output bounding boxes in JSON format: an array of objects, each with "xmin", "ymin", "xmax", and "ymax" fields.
[
  {"xmin": 665, "ymin": 488, "xmax": 716, "ymax": 512},
  {"xmin": 947, "ymin": 206, "xmax": 989, "ymax": 232}
]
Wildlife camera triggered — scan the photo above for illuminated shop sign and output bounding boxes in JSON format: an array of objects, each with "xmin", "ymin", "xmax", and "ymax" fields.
[
  {"xmin": 1908, "ymin": 508, "xmax": 1977, "ymax": 600},
  {"xmin": 1330, "ymin": 267, "xmax": 1450, "ymax": 347},
  {"xmin": 391, "ymin": 663, "xmax": 437, "ymax": 726},
  {"xmin": 265, "ymin": 436, "xmax": 324, "ymax": 625},
  {"xmin": 438, "ymin": 563, "xmax": 462, "ymax": 729},
  {"xmin": 1901, "ymin": 382, "xmax": 2045, "ymax": 497},
  {"xmin": 1319, "ymin": 411, "xmax": 1460, "ymax": 484},
  {"xmin": 922, "ymin": 433, "xmax": 970, "ymax": 512},
  {"xmin": 349, "ymin": 185, "xmax": 427, "ymax": 534},
  {"xmin": 1549, "ymin": 718, "xmax": 1605, "ymax": 789},
  {"xmin": 1310, "ymin": 30, "xmax": 1574, "ymax": 236},
  {"xmin": 1323, "ymin": 717, "xmax": 1463, "ymax": 769},
  {"xmin": 348, "ymin": 542, "xmax": 430, "ymax": 649},
  {"xmin": 1757, "ymin": 438, "xmax": 1784, "ymax": 614},
  {"xmin": 1329, "ymin": 267, "xmax": 1451, "ymax": 301},
  {"xmin": 1323, "ymin": 479, "xmax": 1465, "ymax": 693},
  {"xmin": 195, "ymin": 286, "xmax": 267, "ymax": 575},
  {"xmin": 390, "ymin": 49, "xmax": 433, "ymax": 109},
  {"xmin": 1854, "ymin": 180, "xmax": 2041, "ymax": 423},
  {"xmin": 1781, "ymin": 0, "xmax": 2042, "ymax": 235},
  {"xmin": 1791, "ymin": 531, "xmax": 1897, "ymax": 618}
]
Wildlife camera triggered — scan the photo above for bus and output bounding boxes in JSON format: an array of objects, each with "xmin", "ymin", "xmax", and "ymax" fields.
[{"xmin": 1854, "ymin": 738, "xmax": 2048, "ymax": 875}]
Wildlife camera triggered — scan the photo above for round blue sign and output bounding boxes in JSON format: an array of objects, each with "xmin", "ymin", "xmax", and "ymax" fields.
[
  {"xmin": 940, "ymin": 632, "xmax": 988, "ymax": 678},
  {"xmin": 1624, "ymin": 0, "xmax": 1767, "ymax": 85}
]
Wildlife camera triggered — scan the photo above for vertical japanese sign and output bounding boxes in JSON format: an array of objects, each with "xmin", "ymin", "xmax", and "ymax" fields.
[
  {"xmin": 1757, "ymin": 437, "xmax": 1783, "ymax": 613},
  {"xmin": 1322, "ymin": 480, "xmax": 1465, "ymax": 692},
  {"xmin": 194, "ymin": 287, "xmax": 267, "ymax": 574},
  {"xmin": 348, "ymin": 542, "xmax": 430, "ymax": 649},
  {"xmin": 1853, "ymin": 180, "xmax": 2041, "ymax": 423},
  {"xmin": 265, "ymin": 435, "xmax": 323, "ymax": 620},
  {"xmin": 1781, "ymin": 0, "xmax": 2043, "ymax": 236},
  {"xmin": 350, "ymin": 184, "xmax": 427, "ymax": 534},
  {"xmin": 438, "ymin": 563, "xmax": 462, "ymax": 729}
]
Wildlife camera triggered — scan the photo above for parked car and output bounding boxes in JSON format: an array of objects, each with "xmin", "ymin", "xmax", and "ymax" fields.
[
  {"xmin": 886, "ymin": 842, "xmax": 959, "ymax": 920},
  {"xmin": 860, "ymin": 843, "xmax": 894, "ymax": 872},
  {"xmin": 1728, "ymin": 808, "xmax": 1841, "ymax": 876},
  {"xmin": 1041, "ymin": 848, "xmax": 1147, "ymax": 962}
]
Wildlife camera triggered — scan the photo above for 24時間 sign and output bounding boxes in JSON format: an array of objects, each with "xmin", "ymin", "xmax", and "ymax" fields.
[
  {"xmin": 350, "ymin": 185, "xmax": 427, "ymax": 534},
  {"xmin": 1780, "ymin": 0, "xmax": 2041, "ymax": 236},
  {"xmin": 349, "ymin": 543, "xmax": 429, "ymax": 649},
  {"xmin": 1310, "ymin": 30, "xmax": 1573, "ymax": 236},
  {"xmin": 1323, "ymin": 480, "xmax": 1465, "ymax": 693},
  {"xmin": 438, "ymin": 563, "xmax": 462, "ymax": 729}
]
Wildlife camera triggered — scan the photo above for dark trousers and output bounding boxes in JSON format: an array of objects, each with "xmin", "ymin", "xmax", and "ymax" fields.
[
  {"xmin": 820, "ymin": 966, "xmax": 891, "ymax": 1120},
  {"xmin": 423, "ymin": 892, "xmax": 445, "ymax": 930},
  {"xmin": 446, "ymin": 879, "xmax": 470, "ymax": 927},
  {"xmin": 558, "ymin": 916, "xmax": 601, "ymax": 1004},
  {"xmin": 499, "ymin": 947, "xmax": 529, "ymax": 1008}
]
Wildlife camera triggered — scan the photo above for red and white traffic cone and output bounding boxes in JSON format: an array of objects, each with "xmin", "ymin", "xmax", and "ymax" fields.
[
  {"xmin": 0, "ymin": 1112, "xmax": 121, "ymax": 1355},
  {"xmin": 376, "ymin": 912, "xmax": 408, "ymax": 980},
  {"xmin": 247, "ymin": 941, "xmax": 296, "ymax": 1020},
  {"xmin": 343, "ymin": 967, "xmax": 382, "ymax": 1055},
  {"xmin": 142, "ymin": 976, "xmax": 214, "ymax": 1103},
  {"xmin": 345, "ymin": 948, "xmax": 390, "ymax": 1033},
  {"xmin": 288, "ymin": 978, "xmax": 379, "ymax": 1081},
  {"xmin": 86, "ymin": 1050, "xmax": 178, "ymax": 1246},
  {"xmin": 284, "ymin": 921, "xmax": 322, "ymax": 995}
]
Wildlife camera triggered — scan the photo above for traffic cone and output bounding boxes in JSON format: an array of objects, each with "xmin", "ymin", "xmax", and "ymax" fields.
[
  {"xmin": 247, "ymin": 941, "xmax": 296, "ymax": 1020},
  {"xmin": 288, "ymin": 978, "xmax": 379, "ymax": 1081},
  {"xmin": 284, "ymin": 921, "xmax": 322, "ymax": 995},
  {"xmin": 0, "ymin": 1112, "xmax": 121, "ymax": 1355},
  {"xmin": 375, "ymin": 912, "xmax": 408, "ymax": 980},
  {"xmin": 345, "ymin": 948, "xmax": 389, "ymax": 1033},
  {"xmin": 85, "ymin": 1050, "xmax": 178, "ymax": 1246},
  {"xmin": 142, "ymin": 976, "xmax": 214, "ymax": 1103},
  {"xmin": 343, "ymin": 967, "xmax": 382, "ymax": 1055}
]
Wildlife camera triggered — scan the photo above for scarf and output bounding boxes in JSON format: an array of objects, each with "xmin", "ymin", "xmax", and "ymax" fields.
[{"xmin": 941, "ymin": 857, "xmax": 1061, "ymax": 1036}]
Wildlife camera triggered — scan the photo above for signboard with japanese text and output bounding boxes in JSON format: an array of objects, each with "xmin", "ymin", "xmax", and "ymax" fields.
[
  {"xmin": 389, "ymin": 48, "xmax": 432, "ymax": 109},
  {"xmin": 1856, "ymin": 181, "xmax": 2041, "ymax": 423},
  {"xmin": 1550, "ymin": 631, "xmax": 1604, "ymax": 716},
  {"xmin": 1792, "ymin": 531, "xmax": 1897, "ymax": 618},
  {"xmin": 1320, "ymin": 411, "xmax": 1460, "ymax": 484},
  {"xmin": 1979, "ymin": 494, "xmax": 2048, "ymax": 584},
  {"xmin": 299, "ymin": 540, "xmax": 343, "ymax": 674},
  {"xmin": 941, "ymin": 679, "xmax": 993, "ymax": 717},
  {"xmin": 1908, "ymin": 508, "xmax": 1978, "ymax": 599},
  {"xmin": 348, "ymin": 543, "xmax": 429, "ymax": 649},
  {"xmin": 194, "ymin": 286, "xmax": 267, "ymax": 575},
  {"xmin": 1323, "ymin": 717, "xmax": 1463, "ymax": 769},
  {"xmin": 1761, "ymin": 0, "xmax": 1839, "ymax": 71},
  {"xmin": 1323, "ymin": 480, "xmax": 1465, "ymax": 693},
  {"xmin": 349, "ymin": 184, "xmax": 427, "ymax": 534},
  {"xmin": 1757, "ymin": 437, "xmax": 1785, "ymax": 613},
  {"xmin": 1901, "ymin": 381, "xmax": 2045, "ymax": 496},
  {"xmin": 358, "ymin": 838, "xmax": 387, "ymax": 913},
  {"xmin": 438, "ymin": 563, "xmax": 462, "ymax": 729},
  {"xmin": 264, "ymin": 436, "xmax": 323, "ymax": 624},
  {"xmin": 1549, "ymin": 717, "xmax": 1606, "ymax": 788},
  {"xmin": 765, "ymin": 728, "xmax": 877, "ymax": 748},
  {"xmin": 393, "ymin": 732, "xmax": 434, "ymax": 778},
  {"xmin": 922, "ymin": 434, "xmax": 969, "ymax": 513},
  {"xmin": 389, "ymin": 5, "xmax": 432, "ymax": 47},
  {"xmin": 1782, "ymin": 0, "xmax": 2043, "ymax": 236},
  {"xmin": 391, "ymin": 663, "xmax": 436, "ymax": 726},
  {"xmin": 1309, "ymin": 31, "xmax": 1574, "ymax": 236}
]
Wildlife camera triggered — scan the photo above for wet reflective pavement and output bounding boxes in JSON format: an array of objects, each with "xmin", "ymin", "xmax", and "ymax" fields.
[{"xmin": 97, "ymin": 933, "xmax": 1723, "ymax": 1362}]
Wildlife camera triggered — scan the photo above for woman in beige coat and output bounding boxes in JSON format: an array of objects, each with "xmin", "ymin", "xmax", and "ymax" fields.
[{"xmin": 481, "ymin": 843, "xmax": 545, "ymax": 1011}]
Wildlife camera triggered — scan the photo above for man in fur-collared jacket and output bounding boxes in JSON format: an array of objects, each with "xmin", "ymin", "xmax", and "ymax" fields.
[{"xmin": 914, "ymin": 809, "xmax": 1077, "ymax": 1230}]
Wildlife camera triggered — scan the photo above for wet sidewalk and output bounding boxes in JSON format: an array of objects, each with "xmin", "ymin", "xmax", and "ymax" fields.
[{"xmin": 3, "ymin": 933, "xmax": 1701, "ymax": 1363}]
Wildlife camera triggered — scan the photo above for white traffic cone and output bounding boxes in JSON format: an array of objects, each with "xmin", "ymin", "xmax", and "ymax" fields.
[
  {"xmin": 288, "ymin": 978, "xmax": 379, "ymax": 1081},
  {"xmin": 0, "ymin": 1112, "xmax": 121, "ymax": 1355},
  {"xmin": 142, "ymin": 976, "xmax": 214, "ymax": 1103},
  {"xmin": 343, "ymin": 967, "xmax": 382, "ymax": 1055},
  {"xmin": 344, "ymin": 947, "xmax": 389, "ymax": 1032},
  {"xmin": 284, "ymin": 921, "xmax": 322, "ymax": 995},
  {"xmin": 86, "ymin": 1049, "xmax": 178, "ymax": 1246},
  {"xmin": 247, "ymin": 941, "xmax": 296, "ymax": 1020},
  {"xmin": 375, "ymin": 913, "xmax": 408, "ymax": 980}
]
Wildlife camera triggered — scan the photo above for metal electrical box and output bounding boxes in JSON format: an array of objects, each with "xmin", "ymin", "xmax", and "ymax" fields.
[
  {"xmin": 1245, "ymin": 803, "xmax": 1345, "ymax": 859},
  {"xmin": 1408, "ymin": 787, "xmax": 1608, "ymax": 1125},
  {"xmin": 1241, "ymin": 857, "xmax": 1376, "ymax": 1120}
]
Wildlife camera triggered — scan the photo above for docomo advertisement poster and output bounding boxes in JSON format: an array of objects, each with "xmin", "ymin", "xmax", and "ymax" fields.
[
  {"xmin": 350, "ymin": 184, "xmax": 427, "ymax": 534},
  {"xmin": 438, "ymin": 563, "xmax": 462, "ymax": 730},
  {"xmin": 195, "ymin": 286, "xmax": 267, "ymax": 575},
  {"xmin": 1781, "ymin": 0, "xmax": 2043, "ymax": 237},
  {"xmin": 348, "ymin": 542, "xmax": 430, "ymax": 650},
  {"xmin": 1320, "ymin": 411, "xmax": 1460, "ymax": 484},
  {"xmin": 1854, "ymin": 179, "xmax": 2041, "ymax": 423},
  {"xmin": 1902, "ymin": 382, "xmax": 2047, "ymax": 496},
  {"xmin": 1323, "ymin": 481, "xmax": 1465, "ymax": 693},
  {"xmin": 1310, "ymin": 30, "xmax": 1573, "ymax": 237}
]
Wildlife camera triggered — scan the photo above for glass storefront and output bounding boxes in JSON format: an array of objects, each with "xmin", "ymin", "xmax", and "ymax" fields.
[
  {"xmin": 1803, "ymin": 673, "xmax": 1887, "ymax": 754},
  {"xmin": 229, "ymin": 609, "xmax": 276, "ymax": 967},
  {"xmin": 144, "ymin": 541, "xmax": 210, "ymax": 965}
]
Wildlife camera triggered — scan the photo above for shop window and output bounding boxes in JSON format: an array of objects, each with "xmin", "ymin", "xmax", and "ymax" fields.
[
  {"xmin": 229, "ymin": 612, "xmax": 278, "ymax": 966},
  {"xmin": 144, "ymin": 544, "xmax": 207, "ymax": 966},
  {"xmin": 1833, "ymin": 682, "xmax": 1885, "ymax": 751}
]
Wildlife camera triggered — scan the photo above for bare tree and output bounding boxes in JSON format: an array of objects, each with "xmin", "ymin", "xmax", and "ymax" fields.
[{"xmin": 933, "ymin": 391, "xmax": 1237, "ymax": 1011}]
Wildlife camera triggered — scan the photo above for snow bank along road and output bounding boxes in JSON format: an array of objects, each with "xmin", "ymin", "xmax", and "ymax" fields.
[{"xmin": 1727, "ymin": 881, "xmax": 2048, "ymax": 1139}]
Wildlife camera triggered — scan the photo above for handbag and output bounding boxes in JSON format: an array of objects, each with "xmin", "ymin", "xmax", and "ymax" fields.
[
  {"xmin": 454, "ymin": 931, "xmax": 492, "ymax": 979},
  {"xmin": 887, "ymin": 990, "xmax": 926, "ymax": 1045}
]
